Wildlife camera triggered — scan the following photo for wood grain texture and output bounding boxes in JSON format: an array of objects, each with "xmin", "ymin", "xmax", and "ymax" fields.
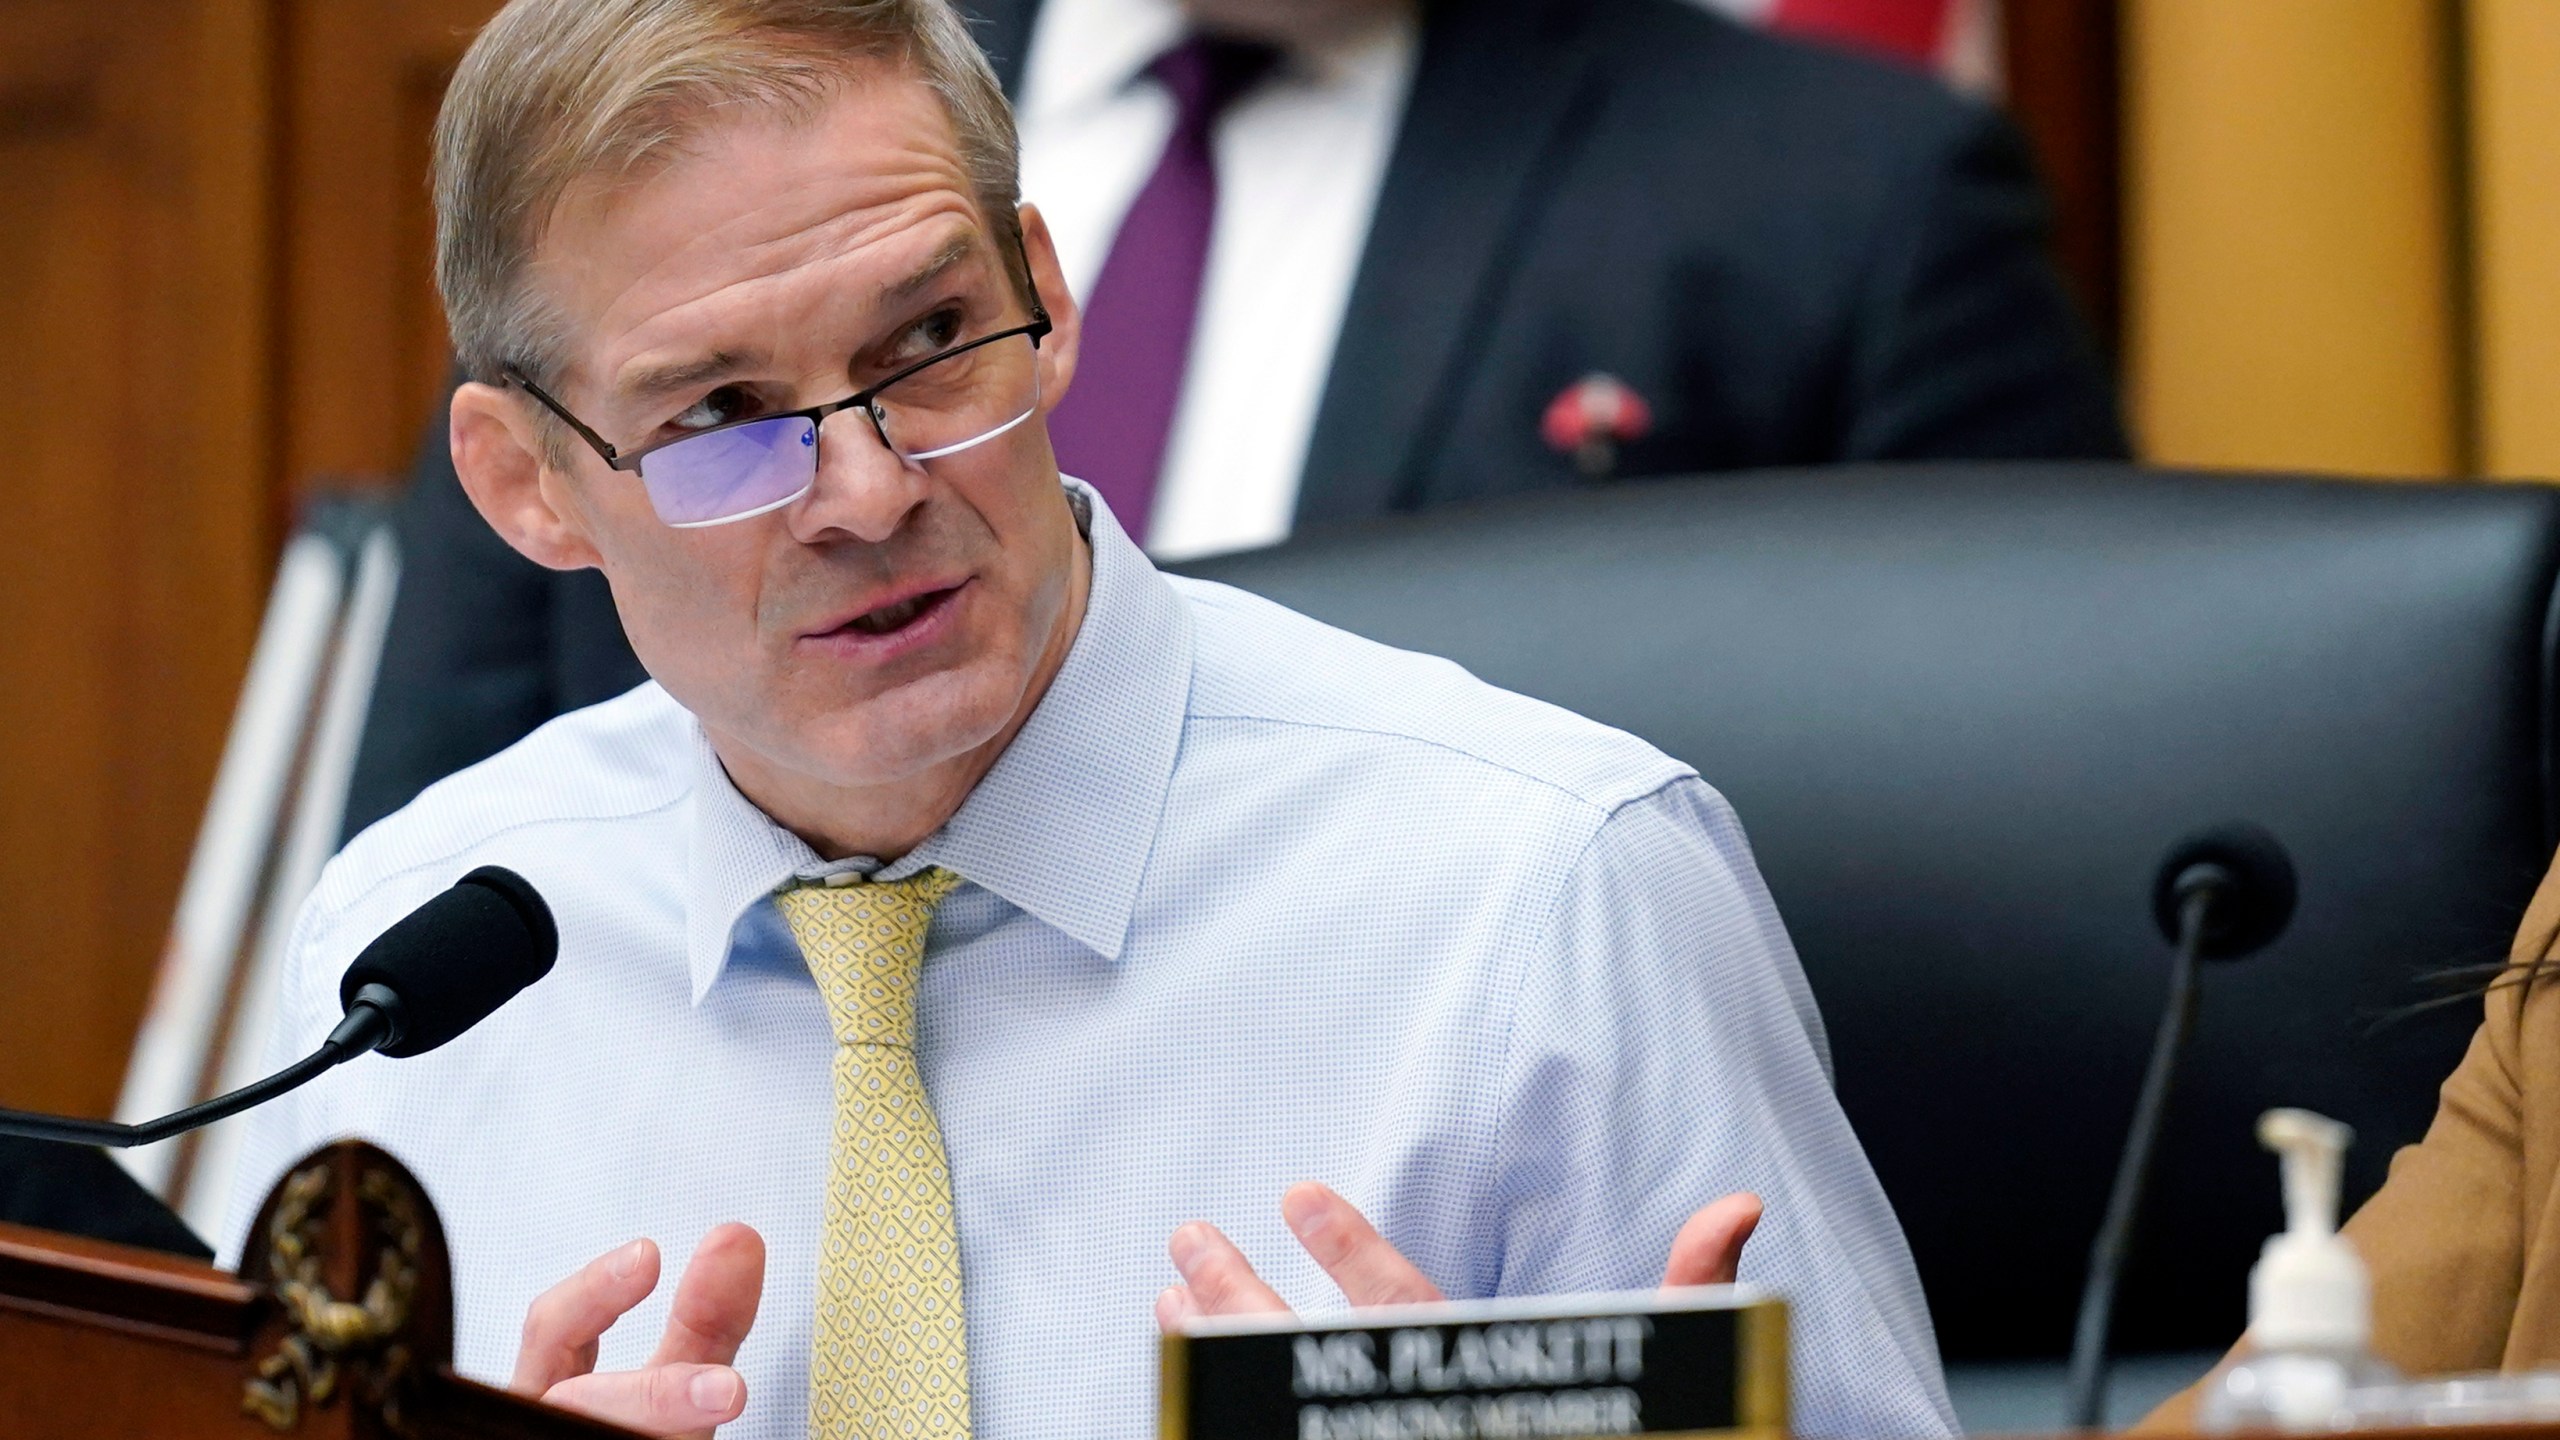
[
  {"xmin": 277, "ymin": 0, "xmax": 501, "ymax": 495},
  {"xmin": 0, "ymin": 1143, "xmax": 647, "ymax": 1438},
  {"xmin": 2466, "ymin": 0, "xmax": 2560, "ymax": 481},
  {"xmin": 0, "ymin": 0, "xmax": 506, "ymax": 1126},
  {"xmin": 2124, "ymin": 0, "xmax": 2463, "ymax": 476},
  {"xmin": 1999, "ymin": 0, "xmax": 2122, "ymax": 358},
  {"xmin": 0, "ymin": 1, "xmax": 277, "ymax": 1119},
  {"xmin": 0, "ymin": 1220, "xmax": 257, "ymax": 1348}
]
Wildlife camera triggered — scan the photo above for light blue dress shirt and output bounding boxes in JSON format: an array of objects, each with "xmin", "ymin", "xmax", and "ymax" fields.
[{"xmin": 222, "ymin": 486, "xmax": 1955, "ymax": 1439}]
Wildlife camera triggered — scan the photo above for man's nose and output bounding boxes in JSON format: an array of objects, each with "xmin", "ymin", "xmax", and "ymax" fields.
[{"xmin": 789, "ymin": 407, "xmax": 927, "ymax": 545}]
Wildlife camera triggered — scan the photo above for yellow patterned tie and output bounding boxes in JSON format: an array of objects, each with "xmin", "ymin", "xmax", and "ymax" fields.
[{"xmin": 776, "ymin": 867, "xmax": 971, "ymax": 1440}]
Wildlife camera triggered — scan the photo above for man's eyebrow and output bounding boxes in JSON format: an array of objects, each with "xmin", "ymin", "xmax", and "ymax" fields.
[
  {"xmin": 618, "ymin": 349, "xmax": 763, "ymax": 404},
  {"xmin": 879, "ymin": 232, "xmax": 984, "ymax": 307},
  {"xmin": 612, "ymin": 235, "xmax": 985, "ymax": 402}
]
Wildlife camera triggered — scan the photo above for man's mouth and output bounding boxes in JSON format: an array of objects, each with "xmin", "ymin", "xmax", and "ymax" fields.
[{"xmin": 829, "ymin": 583, "xmax": 962, "ymax": 639}]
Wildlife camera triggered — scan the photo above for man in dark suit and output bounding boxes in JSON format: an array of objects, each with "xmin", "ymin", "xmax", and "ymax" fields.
[{"xmin": 343, "ymin": 0, "xmax": 2124, "ymax": 836}]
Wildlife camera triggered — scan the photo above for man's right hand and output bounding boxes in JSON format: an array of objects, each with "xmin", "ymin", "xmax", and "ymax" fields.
[{"xmin": 510, "ymin": 1222, "xmax": 766, "ymax": 1438}]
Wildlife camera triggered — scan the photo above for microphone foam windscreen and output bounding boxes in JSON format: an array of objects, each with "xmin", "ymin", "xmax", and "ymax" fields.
[
  {"xmin": 2152, "ymin": 822, "xmax": 2299, "ymax": 960},
  {"xmin": 337, "ymin": 866, "xmax": 560, "ymax": 1058}
]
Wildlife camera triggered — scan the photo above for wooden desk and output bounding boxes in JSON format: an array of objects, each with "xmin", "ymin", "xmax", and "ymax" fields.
[{"xmin": 0, "ymin": 1140, "xmax": 636, "ymax": 1438}]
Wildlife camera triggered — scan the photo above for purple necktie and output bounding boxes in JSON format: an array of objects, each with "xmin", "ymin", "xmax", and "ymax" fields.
[{"xmin": 1049, "ymin": 36, "xmax": 1280, "ymax": 543}]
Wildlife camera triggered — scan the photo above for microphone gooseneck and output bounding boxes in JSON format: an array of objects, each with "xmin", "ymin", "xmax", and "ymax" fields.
[
  {"xmin": 2064, "ymin": 824, "xmax": 2298, "ymax": 1429},
  {"xmin": 0, "ymin": 866, "xmax": 557, "ymax": 1150}
]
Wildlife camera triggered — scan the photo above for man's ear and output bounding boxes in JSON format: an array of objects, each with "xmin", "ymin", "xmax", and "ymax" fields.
[
  {"xmin": 1018, "ymin": 203, "xmax": 1080, "ymax": 416},
  {"xmin": 448, "ymin": 380, "xmax": 605, "ymax": 572}
]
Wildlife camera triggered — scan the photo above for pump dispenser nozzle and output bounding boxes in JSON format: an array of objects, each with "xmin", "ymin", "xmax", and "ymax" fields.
[
  {"xmin": 2263, "ymin": 1110, "xmax": 2350, "ymax": 1236},
  {"xmin": 2251, "ymin": 1108, "xmax": 2366, "ymax": 1351}
]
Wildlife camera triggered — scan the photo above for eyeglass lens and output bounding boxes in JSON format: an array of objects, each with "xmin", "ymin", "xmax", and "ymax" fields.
[
  {"xmin": 634, "ymin": 331, "xmax": 1040, "ymax": 528},
  {"xmin": 637, "ymin": 416, "xmax": 818, "ymax": 527}
]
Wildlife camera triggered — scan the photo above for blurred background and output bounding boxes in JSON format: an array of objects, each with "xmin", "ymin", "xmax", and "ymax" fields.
[{"xmin": 7, "ymin": 0, "xmax": 2560, "ymax": 1418}]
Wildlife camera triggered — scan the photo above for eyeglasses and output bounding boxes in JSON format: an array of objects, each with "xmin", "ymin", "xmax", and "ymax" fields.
[{"xmin": 507, "ymin": 310, "xmax": 1052, "ymax": 528}]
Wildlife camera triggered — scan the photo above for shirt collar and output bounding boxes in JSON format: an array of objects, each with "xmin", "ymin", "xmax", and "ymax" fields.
[
  {"xmin": 683, "ymin": 482, "xmax": 1194, "ymax": 1000},
  {"xmin": 1017, "ymin": 0, "xmax": 1188, "ymax": 125}
]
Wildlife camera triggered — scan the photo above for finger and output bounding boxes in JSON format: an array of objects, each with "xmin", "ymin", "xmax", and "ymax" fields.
[
  {"xmin": 1281, "ymin": 1182, "xmax": 1444, "ymax": 1308},
  {"xmin": 513, "ymin": 1238, "xmax": 661, "ymax": 1395},
  {"xmin": 1661, "ymin": 1193, "xmax": 1764, "ymax": 1289},
  {"xmin": 649, "ymin": 1222, "xmax": 767, "ymax": 1368},
  {"xmin": 1167, "ymin": 1221, "xmax": 1293, "ymax": 1316},
  {"xmin": 1155, "ymin": 1284, "xmax": 1202, "ymax": 1333},
  {"xmin": 542, "ymin": 1361, "xmax": 746, "ymax": 1438}
]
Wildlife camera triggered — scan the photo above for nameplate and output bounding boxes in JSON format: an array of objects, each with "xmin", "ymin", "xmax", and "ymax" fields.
[{"xmin": 1160, "ymin": 1286, "xmax": 1787, "ymax": 1440}]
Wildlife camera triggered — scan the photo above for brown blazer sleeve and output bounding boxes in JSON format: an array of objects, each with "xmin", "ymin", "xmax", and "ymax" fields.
[
  {"xmin": 2137, "ymin": 854, "xmax": 2560, "ymax": 1431},
  {"xmin": 2345, "ymin": 973, "xmax": 2531, "ymax": 1374}
]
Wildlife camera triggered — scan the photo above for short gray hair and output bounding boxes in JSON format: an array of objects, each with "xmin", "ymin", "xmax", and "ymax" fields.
[{"xmin": 434, "ymin": 0, "xmax": 1021, "ymax": 391}]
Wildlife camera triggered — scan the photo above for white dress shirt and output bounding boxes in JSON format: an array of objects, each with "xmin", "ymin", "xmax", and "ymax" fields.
[
  {"xmin": 221, "ymin": 485, "xmax": 1955, "ymax": 1440},
  {"xmin": 1016, "ymin": 0, "xmax": 1417, "ymax": 561}
]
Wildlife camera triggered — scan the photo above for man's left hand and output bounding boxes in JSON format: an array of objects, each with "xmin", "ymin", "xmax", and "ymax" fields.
[{"xmin": 1155, "ymin": 1183, "xmax": 1764, "ymax": 1330}]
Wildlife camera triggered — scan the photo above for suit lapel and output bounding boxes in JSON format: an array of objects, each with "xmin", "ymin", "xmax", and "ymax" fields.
[
  {"xmin": 960, "ymin": 0, "xmax": 1042, "ymax": 95},
  {"xmin": 1294, "ymin": 0, "xmax": 1607, "ymax": 528}
]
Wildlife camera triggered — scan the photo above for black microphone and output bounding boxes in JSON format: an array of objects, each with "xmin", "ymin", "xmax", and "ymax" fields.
[
  {"xmin": 0, "ymin": 866, "xmax": 556, "ymax": 1149},
  {"xmin": 2064, "ymin": 824, "xmax": 2298, "ymax": 1429}
]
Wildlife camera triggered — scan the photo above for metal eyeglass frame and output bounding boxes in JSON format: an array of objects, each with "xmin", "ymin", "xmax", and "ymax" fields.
[{"xmin": 503, "ymin": 307, "xmax": 1053, "ymax": 528}]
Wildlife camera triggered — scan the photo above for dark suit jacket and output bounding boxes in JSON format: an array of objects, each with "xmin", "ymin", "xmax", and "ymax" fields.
[{"xmin": 340, "ymin": 0, "xmax": 2126, "ymax": 836}]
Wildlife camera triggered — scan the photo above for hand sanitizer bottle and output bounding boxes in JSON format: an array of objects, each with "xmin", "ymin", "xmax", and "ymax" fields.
[{"xmin": 2198, "ymin": 1109, "xmax": 2399, "ymax": 1431}]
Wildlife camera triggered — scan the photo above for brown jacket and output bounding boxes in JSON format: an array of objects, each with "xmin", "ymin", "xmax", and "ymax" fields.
[{"xmin": 2144, "ymin": 852, "xmax": 2560, "ymax": 1428}]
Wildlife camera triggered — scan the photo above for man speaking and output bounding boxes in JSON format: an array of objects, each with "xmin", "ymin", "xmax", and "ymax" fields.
[{"xmin": 225, "ymin": 1, "xmax": 1952, "ymax": 1436}]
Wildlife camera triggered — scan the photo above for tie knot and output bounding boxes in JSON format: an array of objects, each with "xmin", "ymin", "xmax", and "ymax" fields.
[
  {"xmin": 775, "ymin": 867, "xmax": 960, "ymax": 1048},
  {"xmin": 1150, "ymin": 33, "xmax": 1282, "ymax": 136}
]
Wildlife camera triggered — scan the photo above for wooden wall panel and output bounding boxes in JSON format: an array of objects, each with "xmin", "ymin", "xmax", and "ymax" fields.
[
  {"xmin": 2468, "ymin": 0, "xmax": 2560, "ymax": 482},
  {"xmin": 0, "ymin": 1, "xmax": 275, "ymax": 1115},
  {"xmin": 279, "ymin": 0, "xmax": 500, "ymax": 494},
  {"xmin": 0, "ymin": 0, "xmax": 509, "ymax": 1128},
  {"xmin": 2124, "ymin": 0, "xmax": 2463, "ymax": 476},
  {"xmin": 2000, "ymin": 0, "xmax": 2123, "ymax": 359}
]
